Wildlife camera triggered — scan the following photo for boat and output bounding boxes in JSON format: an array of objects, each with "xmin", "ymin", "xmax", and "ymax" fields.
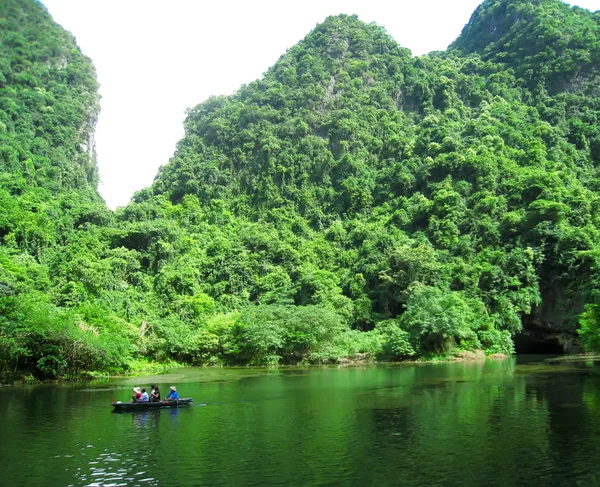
[{"xmin": 111, "ymin": 398, "xmax": 193, "ymax": 412}]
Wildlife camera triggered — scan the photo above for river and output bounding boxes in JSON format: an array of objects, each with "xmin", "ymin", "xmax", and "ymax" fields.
[{"xmin": 1, "ymin": 356, "xmax": 599, "ymax": 486}]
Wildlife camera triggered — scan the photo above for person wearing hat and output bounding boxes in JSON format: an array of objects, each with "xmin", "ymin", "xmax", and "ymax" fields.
[
  {"xmin": 131, "ymin": 387, "xmax": 142, "ymax": 403},
  {"xmin": 165, "ymin": 386, "xmax": 179, "ymax": 400}
]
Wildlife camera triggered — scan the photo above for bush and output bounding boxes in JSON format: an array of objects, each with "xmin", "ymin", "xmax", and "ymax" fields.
[
  {"xmin": 0, "ymin": 293, "xmax": 134, "ymax": 380},
  {"xmin": 478, "ymin": 328, "xmax": 514, "ymax": 355},
  {"xmin": 578, "ymin": 304, "xmax": 600, "ymax": 352},
  {"xmin": 399, "ymin": 285, "xmax": 491, "ymax": 355},
  {"xmin": 375, "ymin": 319, "xmax": 416, "ymax": 360},
  {"xmin": 233, "ymin": 304, "xmax": 348, "ymax": 364},
  {"xmin": 342, "ymin": 329, "xmax": 382, "ymax": 357}
]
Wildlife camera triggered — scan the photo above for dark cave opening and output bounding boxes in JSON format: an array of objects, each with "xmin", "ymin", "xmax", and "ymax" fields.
[{"xmin": 513, "ymin": 333, "xmax": 565, "ymax": 354}]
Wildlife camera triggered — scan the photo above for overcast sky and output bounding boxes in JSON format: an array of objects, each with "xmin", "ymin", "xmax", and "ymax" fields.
[{"xmin": 40, "ymin": 0, "xmax": 600, "ymax": 209}]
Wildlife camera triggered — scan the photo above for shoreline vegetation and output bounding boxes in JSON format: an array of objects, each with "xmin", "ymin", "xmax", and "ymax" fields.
[
  {"xmin": 3, "ymin": 0, "xmax": 600, "ymax": 384},
  {"xmin": 18, "ymin": 352, "xmax": 600, "ymax": 386},
  {"xmin": 16, "ymin": 352, "xmax": 600, "ymax": 386},
  {"xmin": 5, "ymin": 346, "xmax": 600, "ymax": 386},
  {"xmin": 3, "ymin": 350, "xmax": 513, "ymax": 385}
]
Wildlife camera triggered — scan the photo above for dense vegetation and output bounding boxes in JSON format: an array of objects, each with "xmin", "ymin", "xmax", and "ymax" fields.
[{"xmin": 2, "ymin": 0, "xmax": 600, "ymax": 382}]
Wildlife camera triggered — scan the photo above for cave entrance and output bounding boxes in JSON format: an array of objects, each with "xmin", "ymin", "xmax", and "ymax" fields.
[{"xmin": 513, "ymin": 333, "xmax": 564, "ymax": 354}]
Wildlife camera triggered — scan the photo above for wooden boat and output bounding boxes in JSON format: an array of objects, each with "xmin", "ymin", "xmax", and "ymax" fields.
[{"xmin": 111, "ymin": 398, "xmax": 193, "ymax": 412}]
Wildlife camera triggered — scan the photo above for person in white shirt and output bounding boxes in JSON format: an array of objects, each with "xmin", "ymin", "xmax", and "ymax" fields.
[{"xmin": 139, "ymin": 388, "xmax": 149, "ymax": 402}]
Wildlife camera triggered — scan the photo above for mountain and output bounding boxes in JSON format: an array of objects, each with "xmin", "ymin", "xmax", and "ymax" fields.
[
  {"xmin": 451, "ymin": 0, "xmax": 600, "ymax": 94},
  {"xmin": 0, "ymin": 0, "xmax": 118, "ymax": 382},
  {"xmin": 133, "ymin": 1, "xmax": 600, "ymax": 352},
  {"xmin": 3, "ymin": 0, "xmax": 600, "ymax": 381},
  {"xmin": 0, "ymin": 0, "xmax": 101, "ymax": 192},
  {"xmin": 148, "ymin": 14, "xmax": 414, "ymax": 218}
]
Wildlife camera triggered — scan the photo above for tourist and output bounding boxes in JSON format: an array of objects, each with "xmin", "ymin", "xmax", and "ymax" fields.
[
  {"xmin": 131, "ymin": 387, "xmax": 142, "ymax": 403},
  {"xmin": 165, "ymin": 386, "xmax": 179, "ymax": 400},
  {"xmin": 150, "ymin": 385, "xmax": 161, "ymax": 402},
  {"xmin": 139, "ymin": 388, "xmax": 150, "ymax": 402}
]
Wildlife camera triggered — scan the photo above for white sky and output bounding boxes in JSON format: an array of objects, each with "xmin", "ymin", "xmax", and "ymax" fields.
[{"xmin": 40, "ymin": 0, "xmax": 600, "ymax": 209}]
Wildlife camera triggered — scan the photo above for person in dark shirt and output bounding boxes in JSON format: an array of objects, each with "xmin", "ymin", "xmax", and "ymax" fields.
[
  {"xmin": 150, "ymin": 385, "xmax": 161, "ymax": 402},
  {"xmin": 165, "ymin": 386, "xmax": 179, "ymax": 400}
]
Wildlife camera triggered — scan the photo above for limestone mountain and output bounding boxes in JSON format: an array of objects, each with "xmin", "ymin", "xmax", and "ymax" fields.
[
  {"xmin": 130, "ymin": 1, "xmax": 600, "ymax": 352},
  {"xmin": 3, "ymin": 0, "xmax": 600, "ymax": 382},
  {"xmin": 451, "ymin": 0, "xmax": 600, "ymax": 95},
  {"xmin": 146, "ymin": 15, "xmax": 415, "ymax": 221},
  {"xmin": 0, "ymin": 0, "xmax": 115, "ymax": 382},
  {"xmin": 0, "ymin": 0, "xmax": 101, "ymax": 193}
]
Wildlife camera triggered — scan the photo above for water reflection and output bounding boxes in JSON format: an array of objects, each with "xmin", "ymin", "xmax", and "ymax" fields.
[{"xmin": 131, "ymin": 410, "xmax": 154, "ymax": 429}]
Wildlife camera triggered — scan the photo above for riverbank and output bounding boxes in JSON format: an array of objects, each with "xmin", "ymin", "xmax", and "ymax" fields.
[
  {"xmin": 2, "ymin": 349, "xmax": 516, "ymax": 385},
  {"xmin": 1, "ymin": 358, "xmax": 183, "ymax": 385}
]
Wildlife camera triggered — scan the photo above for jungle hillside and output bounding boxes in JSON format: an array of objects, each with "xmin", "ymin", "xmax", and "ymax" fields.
[{"xmin": 2, "ymin": 0, "xmax": 600, "ymax": 382}]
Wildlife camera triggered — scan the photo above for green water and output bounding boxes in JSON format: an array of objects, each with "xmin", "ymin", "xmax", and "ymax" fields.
[{"xmin": 1, "ymin": 356, "xmax": 600, "ymax": 486}]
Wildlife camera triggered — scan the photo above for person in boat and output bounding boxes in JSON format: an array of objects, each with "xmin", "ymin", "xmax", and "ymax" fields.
[
  {"xmin": 131, "ymin": 387, "xmax": 142, "ymax": 403},
  {"xmin": 139, "ymin": 388, "xmax": 150, "ymax": 402},
  {"xmin": 165, "ymin": 386, "xmax": 179, "ymax": 400},
  {"xmin": 150, "ymin": 385, "xmax": 161, "ymax": 402}
]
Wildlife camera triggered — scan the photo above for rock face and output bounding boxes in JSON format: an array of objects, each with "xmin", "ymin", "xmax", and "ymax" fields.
[{"xmin": 519, "ymin": 279, "xmax": 586, "ymax": 353}]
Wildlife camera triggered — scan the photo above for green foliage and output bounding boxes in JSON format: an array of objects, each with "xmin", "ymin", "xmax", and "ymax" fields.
[
  {"xmin": 341, "ymin": 328, "xmax": 383, "ymax": 357},
  {"xmin": 233, "ymin": 305, "xmax": 347, "ymax": 364},
  {"xmin": 399, "ymin": 285, "xmax": 491, "ymax": 355},
  {"xmin": 478, "ymin": 328, "xmax": 515, "ymax": 355},
  {"xmin": 5, "ymin": 0, "xmax": 600, "ymax": 381},
  {"xmin": 451, "ymin": 0, "xmax": 600, "ymax": 95},
  {"xmin": 578, "ymin": 304, "xmax": 600, "ymax": 351},
  {"xmin": 0, "ymin": 0, "xmax": 100, "ymax": 194},
  {"xmin": 0, "ymin": 292, "xmax": 131, "ymax": 381},
  {"xmin": 375, "ymin": 319, "xmax": 416, "ymax": 360}
]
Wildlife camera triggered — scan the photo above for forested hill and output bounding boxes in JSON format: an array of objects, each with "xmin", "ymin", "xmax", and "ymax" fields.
[
  {"xmin": 3, "ymin": 0, "xmax": 600, "ymax": 382},
  {"xmin": 0, "ymin": 0, "xmax": 114, "ymax": 382},
  {"xmin": 0, "ymin": 0, "xmax": 101, "ymax": 193},
  {"xmin": 451, "ymin": 0, "xmax": 600, "ymax": 95},
  {"xmin": 132, "ymin": 0, "xmax": 600, "ymax": 353},
  {"xmin": 0, "ymin": 0, "xmax": 108, "ymax": 263}
]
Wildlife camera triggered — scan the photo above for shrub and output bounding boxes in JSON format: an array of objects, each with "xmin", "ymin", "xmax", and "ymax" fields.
[
  {"xmin": 478, "ymin": 328, "xmax": 514, "ymax": 355},
  {"xmin": 233, "ymin": 304, "xmax": 347, "ymax": 364},
  {"xmin": 578, "ymin": 304, "xmax": 600, "ymax": 352},
  {"xmin": 399, "ymin": 285, "xmax": 490, "ymax": 355},
  {"xmin": 342, "ymin": 329, "xmax": 382, "ymax": 357},
  {"xmin": 375, "ymin": 319, "xmax": 416, "ymax": 360}
]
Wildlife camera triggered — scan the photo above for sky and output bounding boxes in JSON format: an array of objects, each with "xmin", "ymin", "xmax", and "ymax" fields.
[{"xmin": 40, "ymin": 0, "xmax": 600, "ymax": 209}]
